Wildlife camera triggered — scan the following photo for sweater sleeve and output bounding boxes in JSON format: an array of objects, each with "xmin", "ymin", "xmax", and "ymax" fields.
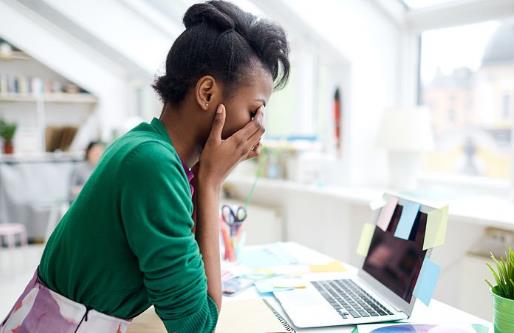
[{"xmin": 120, "ymin": 142, "xmax": 218, "ymax": 333}]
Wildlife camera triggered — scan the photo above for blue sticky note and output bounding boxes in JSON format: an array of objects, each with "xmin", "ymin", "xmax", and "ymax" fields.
[
  {"xmin": 237, "ymin": 248, "xmax": 291, "ymax": 268},
  {"xmin": 413, "ymin": 257, "xmax": 441, "ymax": 305},
  {"xmin": 394, "ymin": 202, "xmax": 421, "ymax": 240}
]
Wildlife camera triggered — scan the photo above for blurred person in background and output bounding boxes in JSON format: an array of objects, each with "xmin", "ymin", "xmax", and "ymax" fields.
[{"xmin": 69, "ymin": 141, "xmax": 105, "ymax": 201}]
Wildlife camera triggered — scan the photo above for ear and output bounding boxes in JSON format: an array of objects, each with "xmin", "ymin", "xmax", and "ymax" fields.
[{"xmin": 195, "ymin": 75, "xmax": 220, "ymax": 111}]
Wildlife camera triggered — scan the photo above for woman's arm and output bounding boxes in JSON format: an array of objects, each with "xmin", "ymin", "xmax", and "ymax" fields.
[
  {"xmin": 196, "ymin": 104, "xmax": 265, "ymax": 311},
  {"xmin": 194, "ymin": 180, "xmax": 222, "ymax": 311}
]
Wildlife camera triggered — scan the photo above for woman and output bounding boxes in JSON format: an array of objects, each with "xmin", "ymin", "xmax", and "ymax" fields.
[
  {"xmin": 69, "ymin": 141, "xmax": 106, "ymax": 201},
  {"xmin": 0, "ymin": 1, "xmax": 289, "ymax": 332}
]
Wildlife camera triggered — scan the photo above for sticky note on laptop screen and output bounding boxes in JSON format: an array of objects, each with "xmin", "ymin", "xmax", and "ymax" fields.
[
  {"xmin": 362, "ymin": 207, "xmax": 429, "ymax": 302},
  {"xmin": 423, "ymin": 205, "xmax": 449, "ymax": 250},
  {"xmin": 376, "ymin": 197, "xmax": 399, "ymax": 231},
  {"xmin": 413, "ymin": 257, "xmax": 441, "ymax": 305},
  {"xmin": 394, "ymin": 202, "xmax": 421, "ymax": 240}
]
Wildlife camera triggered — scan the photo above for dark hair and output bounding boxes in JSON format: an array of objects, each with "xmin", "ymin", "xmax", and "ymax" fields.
[
  {"xmin": 153, "ymin": 0, "xmax": 290, "ymax": 105},
  {"xmin": 85, "ymin": 141, "xmax": 104, "ymax": 160}
]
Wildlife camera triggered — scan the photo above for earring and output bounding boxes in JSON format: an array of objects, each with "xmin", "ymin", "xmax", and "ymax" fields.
[{"xmin": 205, "ymin": 103, "xmax": 208, "ymax": 109}]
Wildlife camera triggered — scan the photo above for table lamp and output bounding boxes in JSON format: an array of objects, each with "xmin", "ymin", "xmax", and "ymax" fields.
[{"xmin": 376, "ymin": 106, "xmax": 434, "ymax": 190}]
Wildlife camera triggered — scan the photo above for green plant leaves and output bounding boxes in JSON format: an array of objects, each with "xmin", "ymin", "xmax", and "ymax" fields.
[
  {"xmin": 0, "ymin": 118, "xmax": 17, "ymax": 141},
  {"xmin": 486, "ymin": 248, "xmax": 514, "ymax": 300}
]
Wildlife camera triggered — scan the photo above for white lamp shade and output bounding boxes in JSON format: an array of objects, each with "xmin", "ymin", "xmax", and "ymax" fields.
[{"xmin": 376, "ymin": 106, "xmax": 434, "ymax": 152}]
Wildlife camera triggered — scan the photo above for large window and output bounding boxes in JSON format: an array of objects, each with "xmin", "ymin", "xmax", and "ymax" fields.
[{"xmin": 419, "ymin": 17, "xmax": 514, "ymax": 180}]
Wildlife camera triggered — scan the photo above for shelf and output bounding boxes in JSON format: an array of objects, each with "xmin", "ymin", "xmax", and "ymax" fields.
[
  {"xmin": 0, "ymin": 93, "xmax": 97, "ymax": 104},
  {"xmin": 0, "ymin": 51, "xmax": 30, "ymax": 61}
]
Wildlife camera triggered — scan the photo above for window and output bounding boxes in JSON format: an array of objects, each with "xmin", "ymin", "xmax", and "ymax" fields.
[{"xmin": 419, "ymin": 18, "xmax": 514, "ymax": 180}]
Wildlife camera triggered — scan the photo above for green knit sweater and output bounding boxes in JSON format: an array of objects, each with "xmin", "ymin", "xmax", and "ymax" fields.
[{"xmin": 39, "ymin": 118, "xmax": 218, "ymax": 332}]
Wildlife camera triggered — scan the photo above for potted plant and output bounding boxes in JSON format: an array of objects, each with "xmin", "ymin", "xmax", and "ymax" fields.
[
  {"xmin": 0, "ymin": 119, "xmax": 17, "ymax": 154},
  {"xmin": 486, "ymin": 248, "xmax": 514, "ymax": 333}
]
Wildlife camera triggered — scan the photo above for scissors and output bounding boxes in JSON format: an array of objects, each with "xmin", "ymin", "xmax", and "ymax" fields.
[{"xmin": 221, "ymin": 204, "xmax": 247, "ymax": 236}]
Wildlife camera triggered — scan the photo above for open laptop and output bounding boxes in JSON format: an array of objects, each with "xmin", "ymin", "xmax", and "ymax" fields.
[{"xmin": 274, "ymin": 196, "xmax": 433, "ymax": 328}]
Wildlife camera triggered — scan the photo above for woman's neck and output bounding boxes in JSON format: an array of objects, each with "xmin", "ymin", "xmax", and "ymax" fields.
[{"xmin": 159, "ymin": 104, "xmax": 203, "ymax": 169}]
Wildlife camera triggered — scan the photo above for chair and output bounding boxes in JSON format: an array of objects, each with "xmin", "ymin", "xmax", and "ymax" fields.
[{"xmin": 0, "ymin": 223, "xmax": 28, "ymax": 249}]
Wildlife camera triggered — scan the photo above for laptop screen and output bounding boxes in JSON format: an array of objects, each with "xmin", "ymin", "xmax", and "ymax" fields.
[{"xmin": 362, "ymin": 203, "xmax": 428, "ymax": 302}]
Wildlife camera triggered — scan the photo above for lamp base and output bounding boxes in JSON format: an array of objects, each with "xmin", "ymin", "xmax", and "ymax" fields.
[{"xmin": 387, "ymin": 151, "xmax": 421, "ymax": 191}]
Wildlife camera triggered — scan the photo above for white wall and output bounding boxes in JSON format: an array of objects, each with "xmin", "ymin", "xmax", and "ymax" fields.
[
  {"xmin": 0, "ymin": 1, "xmax": 134, "ymax": 142},
  {"xmin": 269, "ymin": 0, "xmax": 402, "ymax": 187}
]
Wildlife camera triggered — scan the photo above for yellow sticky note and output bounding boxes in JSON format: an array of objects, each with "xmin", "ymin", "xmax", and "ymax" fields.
[
  {"xmin": 309, "ymin": 261, "xmax": 346, "ymax": 273},
  {"xmin": 423, "ymin": 205, "xmax": 449, "ymax": 250},
  {"xmin": 356, "ymin": 223, "xmax": 375, "ymax": 257},
  {"xmin": 272, "ymin": 278, "xmax": 307, "ymax": 289}
]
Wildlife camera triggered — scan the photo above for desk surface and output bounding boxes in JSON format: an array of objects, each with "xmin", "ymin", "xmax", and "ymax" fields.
[
  {"xmin": 224, "ymin": 242, "xmax": 492, "ymax": 332},
  {"xmin": 129, "ymin": 242, "xmax": 492, "ymax": 333}
]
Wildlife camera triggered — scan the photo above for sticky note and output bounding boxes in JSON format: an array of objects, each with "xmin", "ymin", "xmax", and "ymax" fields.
[
  {"xmin": 423, "ymin": 205, "xmax": 449, "ymax": 250},
  {"xmin": 413, "ymin": 257, "xmax": 441, "ymax": 305},
  {"xmin": 309, "ymin": 261, "xmax": 346, "ymax": 273},
  {"xmin": 472, "ymin": 324, "xmax": 489, "ymax": 333},
  {"xmin": 237, "ymin": 248, "xmax": 291, "ymax": 268},
  {"xmin": 376, "ymin": 197, "xmax": 399, "ymax": 231},
  {"xmin": 254, "ymin": 279, "xmax": 275, "ymax": 294},
  {"xmin": 356, "ymin": 223, "xmax": 375, "ymax": 257},
  {"xmin": 272, "ymin": 278, "xmax": 307, "ymax": 289},
  {"xmin": 394, "ymin": 202, "xmax": 420, "ymax": 240}
]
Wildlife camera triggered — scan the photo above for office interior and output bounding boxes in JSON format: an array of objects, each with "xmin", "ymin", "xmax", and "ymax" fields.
[{"xmin": 0, "ymin": 0, "xmax": 514, "ymax": 329}]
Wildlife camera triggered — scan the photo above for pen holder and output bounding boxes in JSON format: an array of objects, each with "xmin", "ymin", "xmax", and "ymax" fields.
[{"xmin": 220, "ymin": 218, "xmax": 246, "ymax": 262}]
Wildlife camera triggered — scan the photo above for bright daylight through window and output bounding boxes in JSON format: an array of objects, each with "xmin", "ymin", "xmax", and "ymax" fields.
[{"xmin": 419, "ymin": 17, "xmax": 514, "ymax": 181}]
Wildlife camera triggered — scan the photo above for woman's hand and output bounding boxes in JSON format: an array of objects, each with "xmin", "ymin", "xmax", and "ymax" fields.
[{"xmin": 198, "ymin": 104, "xmax": 264, "ymax": 188}]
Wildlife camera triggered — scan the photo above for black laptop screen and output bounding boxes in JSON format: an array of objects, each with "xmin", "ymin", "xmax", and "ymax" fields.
[{"xmin": 362, "ymin": 203, "xmax": 428, "ymax": 302}]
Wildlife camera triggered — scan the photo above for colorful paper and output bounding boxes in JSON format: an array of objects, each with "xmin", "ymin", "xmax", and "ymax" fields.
[
  {"xmin": 357, "ymin": 223, "xmax": 375, "ymax": 257},
  {"xmin": 309, "ymin": 261, "xmax": 346, "ymax": 273},
  {"xmin": 376, "ymin": 197, "xmax": 399, "ymax": 231},
  {"xmin": 413, "ymin": 257, "xmax": 441, "ymax": 306},
  {"xmin": 237, "ymin": 247, "xmax": 292, "ymax": 268},
  {"xmin": 423, "ymin": 205, "xmax": 449, "ymax": 250},
  {"xmin": 394, "ymin": 202, "xmax": 421, "ymax": 240}
]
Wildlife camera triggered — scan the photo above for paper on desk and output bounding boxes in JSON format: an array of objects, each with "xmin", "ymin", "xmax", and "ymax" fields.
[
  {"xmin": 423, "ymin": 205, "xmax": 449, "ymax": 250},
  {"xmin": 356, "ymin": 223, "xmax": 375, "ymax": 257},
  {"xmin": 413, "ymin": 257, "xmax": 441, "ymax": 306},
  {"xmin": 216, "ymin": 298, "xmax": 291, "ymax": 333},
  {"xmin": 237, "ymin": 247, "xmax": 293, "ymax": 268},
  {"xmin": 376, "ymin": 197, "xmax": 398, "ymax": 231},
  {"xmin": 394, "ymin": 202, "xmax": 421, "ymax": 240},
  {"xmin": 255, "ymin": 277, "xmax": 307, "ymax": 294},
  {"xmin": 309, "ymin": 261, "xmax": 346, "ymax": 273}
]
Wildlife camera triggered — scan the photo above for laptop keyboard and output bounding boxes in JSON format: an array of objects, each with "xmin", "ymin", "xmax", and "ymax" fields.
[{"xmin": 311, "ymin": 279, "xmax": 394, "ymax": 319}]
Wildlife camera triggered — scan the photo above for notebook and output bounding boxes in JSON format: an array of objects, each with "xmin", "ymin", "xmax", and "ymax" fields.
[
  {"xmin": 127, "ymin": 299, "xmax": 295, "ymax": 333},
  {"xmin": 216, "ymin": 298, "xmax": 295, "ymax": 333}
]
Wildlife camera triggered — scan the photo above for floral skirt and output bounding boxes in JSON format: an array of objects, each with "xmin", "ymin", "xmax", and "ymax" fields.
[{"xmin": 0, "ymin": 270, "xmax": 131, "ymax": 333}]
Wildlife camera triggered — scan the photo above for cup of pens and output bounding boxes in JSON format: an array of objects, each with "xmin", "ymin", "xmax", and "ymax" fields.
[{"xmin": 220, "ymin": 204, "xmax": 247, "ymax": 262}]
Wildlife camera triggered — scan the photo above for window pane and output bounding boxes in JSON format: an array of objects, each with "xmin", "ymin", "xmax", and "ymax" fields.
[{"xmin": 420, "ymin": 18, "xmax": 514, "ymax": 180}]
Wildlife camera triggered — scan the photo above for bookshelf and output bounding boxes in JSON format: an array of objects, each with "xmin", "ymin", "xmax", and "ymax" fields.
[
  {"xmin": 0, "ymin": 41, "xmax": 98, "ymax": 154},
  {"xmin": 0, "ymin": 93, "xmax": 97, "ymax": 104}
]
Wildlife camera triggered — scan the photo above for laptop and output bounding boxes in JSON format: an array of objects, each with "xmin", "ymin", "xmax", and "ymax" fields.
[{"xmin": 274, "ymin": 196, "xmax": 433, "ymax": 328}]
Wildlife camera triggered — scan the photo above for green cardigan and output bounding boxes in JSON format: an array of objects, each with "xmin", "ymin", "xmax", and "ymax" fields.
[{"xmin": 39, "ymin": 118, "xmax": 218, "ymax": 332}]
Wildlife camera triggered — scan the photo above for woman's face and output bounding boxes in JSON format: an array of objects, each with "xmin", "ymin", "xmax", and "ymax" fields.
[
  {"xmin": 220, "ymin": 65, "xmax": 273, "ymax": 139},
  {"xmin": 87, "ymin": 144, "xmax": 105, "ymax": 166}
]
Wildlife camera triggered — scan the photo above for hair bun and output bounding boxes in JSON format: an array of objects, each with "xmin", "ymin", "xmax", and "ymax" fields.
[{"xmin": 183, "ymin": 3, "xmax": 235, "ymax": 31}]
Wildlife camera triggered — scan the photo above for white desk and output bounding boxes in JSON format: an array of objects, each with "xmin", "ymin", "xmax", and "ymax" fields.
[{"xmin": 224, "ymin": 242, "xmax": 492, "ymax": 332}]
